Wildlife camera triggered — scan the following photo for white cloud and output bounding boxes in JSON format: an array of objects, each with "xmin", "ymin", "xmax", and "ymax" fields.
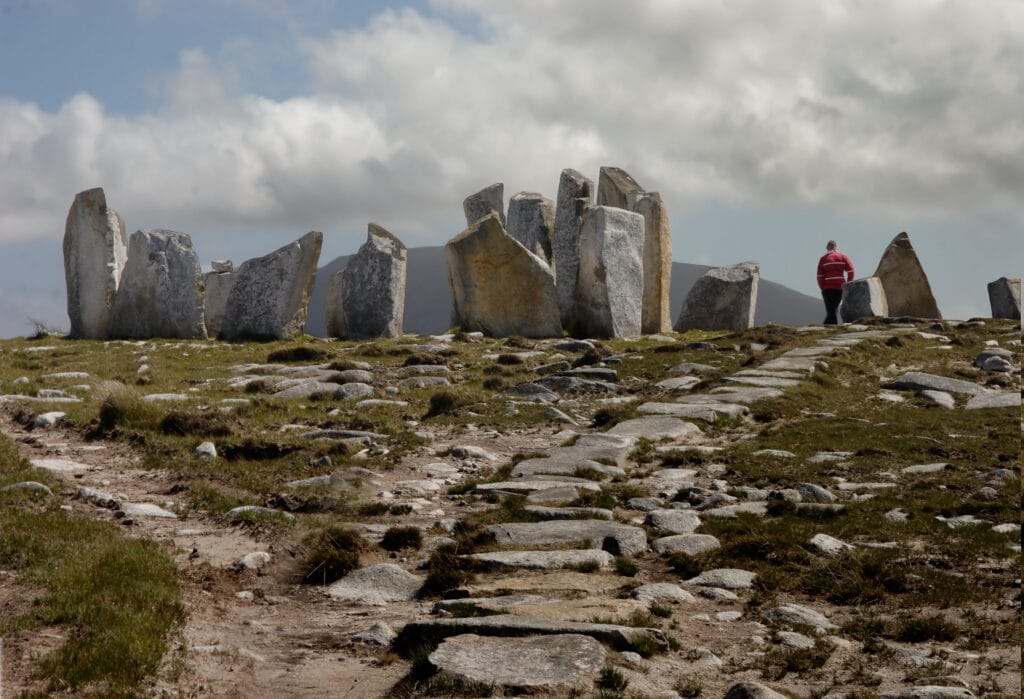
[{"xmin": 0, "ymin": 0, "xmax": 1021, "ymax": 253}]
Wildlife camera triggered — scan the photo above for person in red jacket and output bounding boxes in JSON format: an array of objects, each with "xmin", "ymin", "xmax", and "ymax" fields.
[{"xmin": 817, "ymin": 240, "xmax": 855, "ymax": 325}]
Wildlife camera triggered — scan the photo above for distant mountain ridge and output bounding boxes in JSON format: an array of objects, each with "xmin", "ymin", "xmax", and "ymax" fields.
[{"xmin": 306, "ymin": 246, "xmax": 822, "ymax": 336}]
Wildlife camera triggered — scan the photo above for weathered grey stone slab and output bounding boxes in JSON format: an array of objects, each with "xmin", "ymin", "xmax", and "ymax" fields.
[
  {"xmin": 446, "ymin": 213, "xmax": 561, "ymax": 338},
  {"xmin": 220, "ymin": 231, "xmax": 322, "ymax": 340},
  {"xmin": 524, "ymin": 506, "xmax": 613, "ymax": 520},
  {"xmin": 669, "ymin": 362, "xmax": 717, "ymax": 374},
  {"xmin": 596, "ymin": 166, "xmax": 643, "ymax": 209},
  {"xmin": 703, "ymin": 502, "xmax": 768, "ymax": 518},
  {"xmin": 63, "ymin": 187, "xmax": 128, "ymax": 339},
  {"xmin": 762, "ymin": 603, "xmax": 838, "ymax": 631},
  {"xmin": 965, "ymin": 391, "xmax": 1020, "ymax": 409},
  {"xmin": 920, "ymin": 389, "xmax": 955, "ymax": 408},
  {"xmin": 352, "ymin": 621, "xmax": 396, "ymax": 646},
  {"xmin": 486, "ymin": 520, "xmax": 647, "ymax": 555},
  {"xmin": 686, "ymin": 568, "xmax": 757, "ymax": 589},
  {"xmin": 476, "ymin": 479, "xmax": 600, "ymax": 495},
  {"xmin": 463, "ymin": 182, "xmax": 505, "ymax": 227},
  {"xmin": 607, "ymin": 416, "xmax": 703, "ymax": 441},
  {"xmin": 724, "ymin": 375, "xmax": 802, "ymax": 388},
  {"xmin": 632, "ymin": 582, "xmax": 695, "ymax": 604},
  {"xmin": 468, "ymin": 549, "xmax": 614, "ymax": 570},
  {"xmin": 646, "ymin": 509, "xmax": 702, "ymax": 534},
  {"xmin": 678, "ymin": 388, "xmax": 784, "ymax": 404},
  {"xmin": 655, "ymin": 376, "xmax": 701, "ymax": 391},
  {"xmin": 30, "ymin": 458, "xmax": 89, "ymax": 472},
  {"xmin": 795, "ymin": 483, "xmax": 836, "ymax": 502},
  {"xmin": 525, "ymin": 486, "xmax": 581, "ymax": 504},
  {"xmin": 758, "ymin": 356, "xmax": 819, "ymax": 372},
  {"xmin": 631, "ymin": 191, "xmax": 672, "ymax": 334},
  {"xmin": 901, "ymin": 462, "xmax": 949, "ymax": 475},
  {"xmin": 2, "ymin": 481, "xmax": 53, "ymax": 496},
  {"xmin": 535, "ymin": 375, "xmax": 619, "ymax": 394},
  {"xmin": 325, "ymin": 564, "xmax": 422, "ymax": 605},
  {"xmin": 674, "ymin": 262, "xmax": 759, "ymax": 332},
  {"xmin": 987, "ymin": 277, "xmax": 1021, "ymax": 319},
  {"xmin": 783, "ymin": 346, "xmax": 842, "ymax": 357},
  {"xmin": 652, "ymin": 533, "xmax": 721, "ymax": 556},
  {"xmin": 840, "ymin": 276, "xmax": 888, "ymax": 321},
  {"xmin": 511, "ymin": 459, "xmax": 624, "ymax": 479},
  {"xmin": 429, "ymin": 633, "xmax": 605, "ymax": 694},
  {"xmin": 880, "ymin": 688, "xmax": 975, "ymax": 699},
  {"xmin": 396, "ymin": 614, "xmax": 666, "ymax": 654},
  {"xmin": 109, "ymin": 229, "xmax": 206, "ymax": 339},
  {"xmin": 506, "ymin": 191, "xmax": 554, "ymax": 263},
  {"xmin": 807, "ymin": 533, "xmax": 855, "ymax": 556},
  {"xmin": 638, "ymin": 402, "xmax": 749, "ymax": 421},
  {"xmin": 575, "ymin": 206, "xmax": 644, "ymax": 338},
  {"xmin": 724, "ymin": 681, "xmax": 791, "ymax": 699},
  {"xmin": 326, "ymin": 224, "xmax": 407, "ymax": 339},
  {"xmin": 734, "ymin": 369, "xmax": 806, "ymax": 379},
  {"xmin": 203, "ymin": 269, "xmax": 235, "ymax": 338},
  {"xmin": 553, "ymin": 168, "xmax": 594, "ymax": 327},
  {"xmin": 873, "ymin": 231, "xmax": 941, "ymax": 318},
  {"xmin": 890, "ymin": 372, "xmax": 988, "ymax": 396}
]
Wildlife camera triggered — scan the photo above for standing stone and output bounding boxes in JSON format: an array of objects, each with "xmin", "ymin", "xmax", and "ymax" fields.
[
  {"xmin": 674, "ymin": 263, "xmax": 759, "ymax": 332},
  {"xmin": 506, "ymin": 192, "xmax": 555, "ymax": 264},
  {"xmin": 446, "ymin": 213, "xmax": 561, "ymax": 338},
  {"xmin": 219, "ymin": 231, "xmax": 323, "ymax": 341},
  {"xmin": 326, "ymin": 224, "xmax": 407, "ymax": 339},
  {"xmin": 987, "ymin": 277, "xmax": 1021, "ymax": 320},
  {"xmin": 631, "ymin": 191, "xmax": 672, "ymax": 333},
  {"xmin": 840, "ymin": 277, "xmax": 888, "ymax": 321},
  {"xmin": 575, "ymin": 206, "xmax": 644, "ymax": 339},
  {"xmin": 463, "ymin": 183, "xmax": 505, "ymax": 228},
  {"xmin": 203, "ymin": 264, "xmax": 235, "ymax": 339},
  {"xmin": 873, "ymin": 232, "xmax": 941, "ymax": 318},
  {"xmin": 108, "ymin": 229, "xmax": 206, "ymax": 339},
  {"xmin": 63, "ymin": 187, "xmax": 128, "ymax": 339},
  {"xmin": 553, "ymin": 168, "xmax": 594, "ymax": 328},
  {"xmin": 596, "ymin": 166, "xmax": 643, "ymax": 209}
]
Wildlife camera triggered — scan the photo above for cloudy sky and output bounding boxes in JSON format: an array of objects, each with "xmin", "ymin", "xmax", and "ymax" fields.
[{"xmin": 0, "ymin": 0, "xmax": 1021, "ymax": 337}]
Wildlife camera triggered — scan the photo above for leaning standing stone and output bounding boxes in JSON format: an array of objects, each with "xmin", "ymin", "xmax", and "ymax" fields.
[
  {"xmin": 987, "ymin": 277, "xmax": 1021, "ymax": 320},
  {"xmin": 553, "ymin": 168, "xmax": 594, "ymax": 328},
  {"xmin": 575, "ymin": 206, "xmax": 644, "ymax": 338},
  {"xmin": 445, "ymin": 213, "xmax": 561, "ymax": 338},
  {"xmin": 840, "ymin": 276, "xmax": 888, "ymax": 321},
  {"xmin": 631, "ymin": 191, "xmax": 672, "ymax": 333},
  {"xmin": 873, "ymin": 231, "xmax": 941, "ymax": 318},
  {"xmin": 674, "ymin": 262, "xmax": 759, "ymax": 332},
  {"xmin": 596, "ymin": 166, "xmax": 643, "ymax": 209},
  {"xmin": 219, "ymin": 231, "xmax": 323, "ymax": 341},
  {"xmin": 506, "ymin": 192, "xmax": 555, "ymax": 264},
  {"xmin": 63, "ymin": 187, "xmax": 128, "ymax": 339},
  {"xmin": 108, "ymin": 229, "xmax": 207, "ymax": 339},
  {"xmin": 326, "ymin": 224, "xmax": 407, "ymax": 339},
  {"xmin": 463, "ymin": 182, "xmax": 505, "ymax": 227}
]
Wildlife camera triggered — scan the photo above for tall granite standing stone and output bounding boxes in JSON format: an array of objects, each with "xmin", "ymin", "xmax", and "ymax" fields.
[
  {"xmin": 674, "ymin": 263, "xmax": 759, "ymax": 332},
  {"xmin": 873, "ymin": 232, "xmax": 941, "ymax": 318},
  {"xmin": 596, "ymin": 166, "xmax": 643, "ymax": 209},
  {"xmin": 463, "ymin": 183, "xmax": 505, "ymax": 228},
  {"xmin": 446, "ymin": 213, "xmax": 561, "ymax": 338},
  {"xmin": 506, "ymin": 192, "xmax": 555, "ymax": 264},
  {"xmin": 203, "ymin": 263, "xmax": 235, "ymax": 339},
  {"xmin": 575, "ymin": 206, "xmax": 644, "ymax": 339},
  {"xmin": 553, "ymin": 168, "xmax": 594, "ymax": 328},
  {"xmin": 108, "ymin": 229, "xmax": 206, "ymax": 339},
  {"xmin": 840, "ymin": 277, "xmax": 888, "ymax": 321},
  {"xmin": 326, "ymin": 224, "xmax": 407, "ymax": 339},
  {"xmin": 987, "ymin": 277, "xmax": 1021, "ymax": 320},
  {"xmin": 219, "ymin": 231, "xmax": 323, "ymax": 341},
  {"xmin": 630, "ymin": 191, "xmax": 672, "ymax": 334},
  {"xmin": 63, "ymin": 187, "xmax": 128, "ymax": 339}
]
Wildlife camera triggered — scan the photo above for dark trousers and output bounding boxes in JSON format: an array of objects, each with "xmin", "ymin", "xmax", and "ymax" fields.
[{"xmin": 822, "ymin": 289, "xmax": 843, "ymax": 325}]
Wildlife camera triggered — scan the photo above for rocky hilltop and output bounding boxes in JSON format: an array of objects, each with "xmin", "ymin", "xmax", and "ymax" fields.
[{"xmin": 0, "ymin": 317, "xmax": 1019, "ymax": 697}]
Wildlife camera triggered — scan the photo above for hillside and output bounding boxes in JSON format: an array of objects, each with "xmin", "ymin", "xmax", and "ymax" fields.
[{"xmin": 306, "ymin": 246, "xmax": 823, "ymax": 336}]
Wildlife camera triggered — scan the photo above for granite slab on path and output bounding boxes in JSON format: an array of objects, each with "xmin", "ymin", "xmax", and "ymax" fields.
[
  {"xmin": 467, "ymin": 549, "xmax": 614, "ymax": 570},
  {"xmin": 965, "ymin": 391, "xmax": 1020, "ymax": 409},
  {"xmin": 428, "ymin": 633, "xmax": 605, "ymax": 694},
  {"xmin": 486, "ymin": 520, "xmax": 648, "ymax": 555},
  {"xmin": 889, "ymin": 372, "xmax": 988, "ymax": 396},
  {"xmin": 326, "ymin": 564, "xmax": 422, "ymax": 605},
  {"xmin": 638, "ymin": 401, "xmax": 749, "ymax": 420},
  {"xmin": 606, "ymin": 416, "xmax": 703, "ymax": 441}
]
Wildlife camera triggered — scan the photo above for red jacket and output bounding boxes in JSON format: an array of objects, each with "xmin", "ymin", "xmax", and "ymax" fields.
[{"xmin": 817, "ymin": 251, "xmax": 854, "ymax": 290}]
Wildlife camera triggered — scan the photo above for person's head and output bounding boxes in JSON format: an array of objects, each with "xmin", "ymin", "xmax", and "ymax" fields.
[{"xmin": 826, "ymin": 240, "xmax": 837, "ymax": 251}]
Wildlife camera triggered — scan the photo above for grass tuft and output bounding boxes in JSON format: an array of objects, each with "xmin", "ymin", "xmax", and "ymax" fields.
[{"xmin": 300, "ymin": 526, "xmax": 366, "ymax": 585}]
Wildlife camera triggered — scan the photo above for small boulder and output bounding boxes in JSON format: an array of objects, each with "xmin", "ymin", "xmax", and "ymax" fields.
[{"xmin": 674, "ymin": 262, "xmax": 759, "ymax": 332}]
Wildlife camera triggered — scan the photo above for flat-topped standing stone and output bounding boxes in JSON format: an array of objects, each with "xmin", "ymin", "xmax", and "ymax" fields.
[
  {"xmin": 873, "ymin": 232, "xmax": 941, "ymax": 318},
  {"xmin": 506, "ymin": 192, "xmax": 554, "ymax": 264},
  {"xmin": 108, "ymin": 229, "xmax": 206, "ymax": 339},
  {"xmin": 596, "ymin": 166, "xmax": 643, "ymax": 208},
  {"xmin": 203, "ymin": 269, "xmax": 235, "ymax": 338},
  {"xmin": 446, "ymin": 213, "xmax": 561, "ymax": 338},
  {"xmin": 486, "ymin": 520, "xmax": 647, "ymax": 556},
  {"xmin": 631, "ymin": 191, "xmax": 672, "ymax": 334},
  {"xmin": 674, "ymin": 262, "xmax": 759, "ymax": 332},
  {"xmin": 840, "ymin": 277, "xmax": 888, "ymax": 321},
  {"xmin": 553, "ymin": 168, "xmax": 594, "ymax": 327},
  {"xmin": 575, "ymin": 206, "xmax": 644, "ymax": 338},
  {"xmin": 326, "ymin": 223, "xmax": 407, "ymax": 339},
  {"xmin": 63, "ymin": 187, "xmax": 128, "ymax": 338},
  {"xmin": 429, "ymin": 633, "xmax": 605, "ymax": 695},
  {"xmin": 463, "ymin": 182, "xmax": 505, "ymax": 227},
  {"xmin": 219, "ymin": 231, "xmax": 322, "ymax": 340},
  {"xmin": 987, "ymin": 277, "xmax": 1021, "ymax": 320}
]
